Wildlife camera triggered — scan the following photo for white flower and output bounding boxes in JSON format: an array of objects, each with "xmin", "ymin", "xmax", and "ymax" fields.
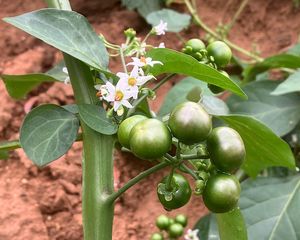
[
  {"xmin": 154, "ymin": 20, "xmax": 168, "ymax": 35},
  {"xmin": 158, "ymin": 42, "xmax": 165, "ymax": 48},
  {"xmin": 62, "ymin": 67, "xmax": 70, "ymax": 84},
  {"xmin": 94, "ymin": 84, "xmax": 109, "ymax": 100},
  {"xmin": 127, "ymin": 57, "xmax": 163, "ymax": 68},
  {"xmin": 117, "ymin": 66, "xmax": 153, "ymax": 98},
  {"xmin": 101, "ymin": 81, "xmax": 134, "ymax": 112},
  {"xmin": 184, "ymin": 229, "xmax": 200, "ymax": 240}
]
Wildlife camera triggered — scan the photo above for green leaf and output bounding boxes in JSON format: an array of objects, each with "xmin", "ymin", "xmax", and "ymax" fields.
[
  {"xmin": 1, "ymin": 74, "xmax": 58, "ymax": 99},
  {"xmin": 136, "ymin": 98, "xmax": 153, "ymax": 117},
  {"xmin": 45, "ymin": 60, "xmax": 67, "ymax": 80},
  {"xmin": 194, "ymin": 214, "xmax": 219, "ymax": 240},
  {"xmin": 78, "ymin": 104, "xmax": 118, "ymax": 135},
  {"xmin": 227, "ymin": 80, "xmax": 300, "ymax": 136},
  {"xmin": 194, "ymin": 208, "xmax": 247, "ymax": 240},
  {"xmin": 243, "ymin": 54, "xmax": 300, "ymax": 82},
  {"xmin": 158, "ymin": 77, "xmax": 229, "ymax": 116},
  {"xmin": 287, "ymin": 43, "xmax": 300, "ymax": 56},
  {"xmin": 20, "ymin": 104, "xmax": 79, "ymax": 167},
  {"xmin": 147, "ymin": 48, "xmax": 246, "ymax": 98},
  {"xmin": 271, "ymin": 70, "xmax": 300, "ymax": 95},
  {"xmin": 62, "ymin": 104, "xmax": 79, "ymax": 114},
  {"xmin": 202, "ymin": 96, "xmax": 230, "ymax": 116},
  {"xmin": 122, "ymin": 0, "xmax": 162, "ymax": 17},
  {"xmin": 146, "ymin": 9, "xmax": 191, "ymax": 32},
  {"xmin": 1, "ymin": 61, "xmax": 67, "ymax": 99},
  {"xmin": 218, "ymin": 115, "xmax": 295, "ymax": 177},
  {"xmin": 216, "ymin": 208, "xmax": 248, "ymax": 240},
  {"xmin": 4, "ymin": 9, "xmax": 109, "ymax": 70},
  {"xmin": 240, "ymin": 176, "xmax": 300, "ymax": 240}
]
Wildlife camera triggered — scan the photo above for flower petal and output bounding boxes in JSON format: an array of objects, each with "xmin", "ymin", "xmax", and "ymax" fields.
[
  {"xmin": 121, "ymin": 100, "xmax": 133, "ymax": 109},
  {"xmin": 105, "ymin": 81, "xmax": 115, "ymax": 93},
  {"xmin": 113, "ymin": 101, "xmax": 121, "ymax": 111},
  {"xmin": 94, "ymin": 84, "xmax": 102, "ymax": 90},
  {"xmin": 137, "ymin": 75, "xmax": 153, "ymax": 85},
  {"xmin": 117, "ymin": 72, "xmax": 128, "ymax": 79},
  {"xmin": 130, "ymin": 65, "xmax": 139, "ymax": 78}
]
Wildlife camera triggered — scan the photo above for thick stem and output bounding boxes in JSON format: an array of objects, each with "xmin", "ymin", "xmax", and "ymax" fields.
[
  {"xmin": 81, "ymin": 126, "xmax": 115, "ymax": 240},
  {"xmin": 64, "ymin": 55, "xmax": 115, "ymax": 240},
  {"xmin": 45, "ymin": 1, "xmax": 115, "ymax": 239}
]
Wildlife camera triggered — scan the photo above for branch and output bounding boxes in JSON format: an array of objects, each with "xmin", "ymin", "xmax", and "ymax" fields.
[
  {"xmin": 184, "ymin": 0, "xmax": 263, "ymax": 62},
  {"xmin": 107, "ymin": 161, "xmax": 171, "ymax": 203}
]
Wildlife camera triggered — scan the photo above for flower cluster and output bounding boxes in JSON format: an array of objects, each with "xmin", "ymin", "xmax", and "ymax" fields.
[
  {"xmin": 94, "ymin": 20, "xmax": 167, "ymax": 115},
  {"xmin": 95, "ymin": 57, "xmax": 163, "ymax": 113}
]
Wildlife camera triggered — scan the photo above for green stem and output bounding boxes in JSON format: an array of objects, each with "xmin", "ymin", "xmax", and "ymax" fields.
[
  {"xmin": 45, "ymin": 0, "xmax": 71, "ymax": 9},
  {"xmin": 180, "ymin": 153, "xmax": 210, "ymax": 160},
  {"xmin": 152, "ymin": 73, "xmax": 176, "ymax": 91},
  {"xmin": 107, "ymin": 161, "xmax": 171, "ymax": 203},
  {"xmin": 226, "ymin": 0, "xmax": 249, "ymax": 31},
  {"xmin": 236, "ymin": 169, "xmax": 248, "ymax": 182},
  {"xmin": 166, "ymin": 166, "xmax": 175, "ymax": 191},
  {"xmin": 184, "ymin": 0, "xmax": 263, "ymax": 62},
  {"xmin": 180, "ymin": 163, "xmax": 199, "ymax": 180},
  {"xmin": 0, "ymin": 140, "xmax": 21, "ymax": 151},
  {"xmin": 176, "ymin": 33, "xmax": 186, "ymax": 44},
  {"xmin": 0, "ymin": 133, "xmax": 83, "ymax": 152},
  {"xmin": 119, "ymin": 47, "xmax": 128, "ymax": 73},
  {"xmin": 64, "ymin": 55, "xmax": 115, "ymax": 240},
  {"xmin": 142, "ymin": 31, "xmax": 153, "ymax": 45},
  {"xmin": 164, "ymin": 153, "xmax": 176, "ymax": 162},
  {"xmin": 176, "ymin": 142, "xmax": 181, "ymax": 160},
  {"xmin": 45, "ymin": 1, "xmax": 115, "ymax": 240}
]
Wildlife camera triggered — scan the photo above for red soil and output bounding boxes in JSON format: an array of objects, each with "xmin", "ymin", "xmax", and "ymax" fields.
[{"xmin": 0, "ymin": 0, "xmax": 299, "ymax": 239}]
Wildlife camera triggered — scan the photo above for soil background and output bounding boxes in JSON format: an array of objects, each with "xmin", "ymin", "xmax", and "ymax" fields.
[{"xmin": 0, "ymin": 0, "xmax": 300, "ymax": 239}]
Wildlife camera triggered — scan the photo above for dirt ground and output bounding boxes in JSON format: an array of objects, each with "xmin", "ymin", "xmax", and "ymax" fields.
[{"xmin": 0, "ymin": 0, "xmax": 299, "ymax": 239}]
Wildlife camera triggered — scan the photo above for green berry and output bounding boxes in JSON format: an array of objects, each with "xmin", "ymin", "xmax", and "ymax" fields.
[
  {"xmin": 156, "ymin": 215, "xmax": 170, "ymax": 230},
  {"xmin": 169, "ymin": 223, "xmax": 184, "ymax": 238},
  {"xmin": 175, "ymin": 214, "xmax": 188, "ymax": 227},
  {"xmin": 151, "ymin": 233, "xmax": 164, "ymax": 240}
]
